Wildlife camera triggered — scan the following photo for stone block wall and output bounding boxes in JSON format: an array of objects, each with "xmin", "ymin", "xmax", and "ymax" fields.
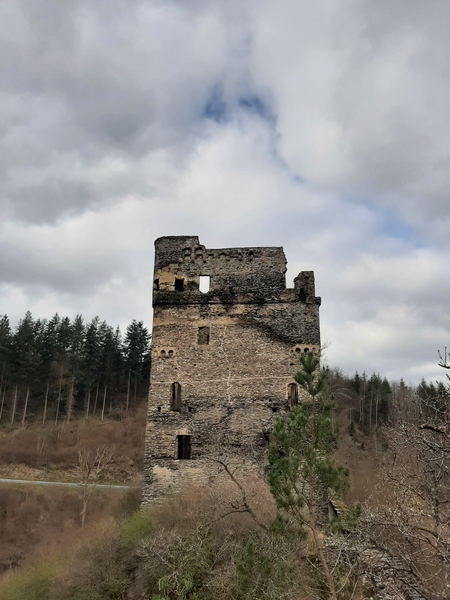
[{"xmin": 142, "ymin": 236, "xmax": 321, "ymax": 502}]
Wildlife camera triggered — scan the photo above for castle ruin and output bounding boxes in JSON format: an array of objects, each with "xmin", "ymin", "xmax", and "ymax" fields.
[{"xmin": 142, "ymin": 236, "xmax": 321, "ymax": 501}]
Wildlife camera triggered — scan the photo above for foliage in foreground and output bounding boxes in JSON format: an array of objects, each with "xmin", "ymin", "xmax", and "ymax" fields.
[
  {"xmin": 0, "ymin": 488, "xmax": 314, "ymax": 600},
  {"xmin": 267, "ymin": 352, "xmax": 352, "ymax": 600}
]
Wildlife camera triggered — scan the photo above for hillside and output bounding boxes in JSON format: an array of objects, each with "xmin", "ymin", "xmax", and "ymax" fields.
[{"xmin": 0, "ymin": 401, "xmax": 147, "ymax": 574}]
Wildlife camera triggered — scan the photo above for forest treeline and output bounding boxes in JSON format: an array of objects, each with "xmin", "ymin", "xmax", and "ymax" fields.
[
  {"xmin": 0, "ymin": 312, "xmax": 151, "ymax": 425},
  {"xmin": 324, "ymin": 366, "xmax": 448, "ymax": 432},
  {"xmin": 1, "ymin": 309, "xmax": 446, "ymax": 434}
]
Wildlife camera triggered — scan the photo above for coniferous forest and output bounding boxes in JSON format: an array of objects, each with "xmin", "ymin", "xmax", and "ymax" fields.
[{"xmin": 0, "ymin": 312, "xmax": 151, "ymax": 425}]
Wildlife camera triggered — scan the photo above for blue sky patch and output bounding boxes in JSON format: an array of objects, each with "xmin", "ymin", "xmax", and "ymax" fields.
[
  {"xmin": 238, "ymin": 94, "xmax": 275, "ymax": 123},
  {"xmin": 202, "ymin": 85, "xmax": 227, "ymax": 123}
]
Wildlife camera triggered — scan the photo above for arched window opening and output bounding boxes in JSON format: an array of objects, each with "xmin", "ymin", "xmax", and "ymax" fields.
[
  {"xmin": 170, "ymin": 382, "xmax": 181, "ymax": 411},
  {"xmin": 198, "ymin": 326, "xmax": 210, "ymax": 345},
  {"xmin": 177, "ymin": 435, "xmax": 191, "ymax": 459},
  {"xmin": 288, "ymin": 383, "xmax": 298, "ymax": 408}
]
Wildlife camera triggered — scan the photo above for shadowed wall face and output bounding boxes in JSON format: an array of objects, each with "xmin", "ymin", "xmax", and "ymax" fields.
[{"xmin": 143, "ymin": 236, "xmax": 321, "ymax": 501}]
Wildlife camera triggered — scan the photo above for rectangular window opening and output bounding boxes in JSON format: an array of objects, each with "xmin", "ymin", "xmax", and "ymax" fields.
[
  {"xmin": 174, "ymin": 278, "xmax": 184, "ymax": 292},
  {"xmin": 177, "ymin": 435, "xmax": 191, "ymax": 459},
  {"xmin": 288, "ymin": 383, "xmax": 299, "ymax": 408},
  {"xmin": 199, "ymin": 275, "xmax": 210, "ymax": 293},
  {"xmin": 197, "ymin": 326, "xmax": 210, "ymax": 345},
  {"xmin": 170, "ymin": 382, "xmax": 181, "ymax": 411}
]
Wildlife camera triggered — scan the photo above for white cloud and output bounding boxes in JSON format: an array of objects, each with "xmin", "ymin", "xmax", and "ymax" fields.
[{"xmin": 1, "ymin": 0, "xmax": 450, "ymax": 384}]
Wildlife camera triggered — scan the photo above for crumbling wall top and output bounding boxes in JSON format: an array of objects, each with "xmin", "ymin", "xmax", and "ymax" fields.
[{"xmin": 152, "ymin": 236, "xmax": 321, "ymax": 306}]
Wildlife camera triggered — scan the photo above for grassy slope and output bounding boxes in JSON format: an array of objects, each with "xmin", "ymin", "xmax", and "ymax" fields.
[{"xmin": 0, "ymin": 401, "xmax": 147, "ymax": 574}]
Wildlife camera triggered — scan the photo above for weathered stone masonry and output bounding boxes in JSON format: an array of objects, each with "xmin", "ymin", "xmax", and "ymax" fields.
[{"xmin": 142, "ymin": 236, "xmax": 321, "ymax": 501}]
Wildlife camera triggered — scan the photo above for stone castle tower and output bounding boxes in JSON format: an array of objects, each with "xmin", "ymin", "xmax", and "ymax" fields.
[{"xmin": 142, "ymin": 236, "xmax": 321, "ymax": 501}]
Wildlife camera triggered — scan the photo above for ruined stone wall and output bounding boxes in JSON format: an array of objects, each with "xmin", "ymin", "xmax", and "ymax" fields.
[{"xmin": 142, "ymin": 236, "xmax": 321, "ymax": 502}]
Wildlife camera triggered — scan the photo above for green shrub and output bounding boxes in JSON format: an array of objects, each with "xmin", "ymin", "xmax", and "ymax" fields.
[
  {"xmin": 0, "ymin": 564, "xmax": 52, "ymax": 600},
  {"xmin": 121, "ymin": 508, "xmax": 154, "ymax": 545}
]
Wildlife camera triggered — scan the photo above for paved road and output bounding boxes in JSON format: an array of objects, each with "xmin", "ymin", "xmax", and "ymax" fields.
[{"xmin": 0, "ymin": 478, "xmax": 130, "ymax": 489}]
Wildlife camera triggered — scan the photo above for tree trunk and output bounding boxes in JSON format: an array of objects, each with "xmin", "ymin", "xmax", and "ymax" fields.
[
  {"xmin": 55, "ymin": 367, "xmax": 64, "ymax": 424},
  {"xmin": 42, "ymin": 381, "xmax": 49, "ymax": 425},
  {"xmin": 21, "ymin": 387, "xmax": 30, "ymax": 427},
  {"xmin": 311, "ymin": 523, "xmax": 338, "ymax": 600},
  {"xmin": 93, "ymin": 382, "xmax": 99, "ymax": 416},
  {"xmin": 126, "ymin": 370, "xmax": 131, "ymax": 412},
  {"xmin": 81, "ymin": 492, "xmax": 88, "ymax": 529},
  {"xmin": 66, "ymin": 376, "xmax": 75, "ymax": 421},
  {"xmin": 101, "ymin": 385, "xmax": 107, "ymax": 422},
  {"xmin": 307, "ymin": 471, "xmax": 338, "ymax": 600},
  {"xmin": 10, "ymin": 384, "xmax": 18, "ymax": 425},
  {"xmin": 0, "ymin": 387, "xmax": 5, "ymax": 421},
  {"xmin": 85, "ymin": 387, "xmax": 91, "ymax": 420},
  {"xmin": 0, "ymin": 365, "xmax": 5, "ymax": 399}
]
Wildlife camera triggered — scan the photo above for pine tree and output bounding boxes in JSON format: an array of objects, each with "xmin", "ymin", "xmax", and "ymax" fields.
[
  {"xmin": 267, "ymin": 352, "xmax": 349, "ymax": 600},
  {"xmin": 123, "ymin": 320, "xmax": 151, "ymax": 410},
  {"xmin": 82, "ymin": 317, "xmax": 102, "ymax": 419},
  {"xmin": 0, "ymin": 315, "xmax": 12, "ymax": 421},
  {"xmin": 11, "ymin": 311, "xmax": 37, "ymax": 425}
]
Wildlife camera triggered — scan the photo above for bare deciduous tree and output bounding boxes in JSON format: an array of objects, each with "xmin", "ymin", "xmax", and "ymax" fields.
[
  {"xmin": 365, "ymin": 357, "xmax": 450, "ymax": 599},
  {"xmin": 78, "ymin": 444, "xmax": 115, "ymax": 528}
]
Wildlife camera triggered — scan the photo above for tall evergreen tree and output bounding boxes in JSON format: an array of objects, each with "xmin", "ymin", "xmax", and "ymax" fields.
[
  {"xmin": 0, "ymin": 315, "xmax": 12, "ymax": 421},
  {"xmin": 83, "ymin": 317, "xmax": 102, "ymax": 418},
  {"xmin": 123, "ymin": 320, "xmax": 151, "ymax": 410},
  {"xmin": 66, "ymin": 314, "xmax": 85, "ymax": 420},
  {"xmin": 267, "ymin": 352, "xmax": 349, "ymax": 600}
]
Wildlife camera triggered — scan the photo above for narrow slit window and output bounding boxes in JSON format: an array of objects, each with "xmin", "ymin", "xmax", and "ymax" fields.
[
  {"xmin": 199, "ymin": 275, "xmax": 210, "ymax": 293},
  {"xmin": 174, "ymin": 278, "xmax": 184, "ymax": 292},
  {"xmin": 197, "ymin": 326, "xmax": 210, "ymax": 345},
  {"xmin": 177, "ymin": 435, "xmax": 191, "ymax": 459},
  {"xmin": 288, "ymin": 383, "xmax": 298, "ymax": 408},
  {"xmin": 170, "ymin": 382, "xmax": 181, "ymax": 411}
]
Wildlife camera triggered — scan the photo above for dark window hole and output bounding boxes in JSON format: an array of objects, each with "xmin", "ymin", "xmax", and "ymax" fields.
[
  {"xmin": 170, "ymin": 382, "xmax": 181, "ymax": 411},
  {"xmin": 174, "ymin": 278, "xmax": 184, "ymax": 292},
  {"xmin": 288, "ymin": 383, "xmax": 298, "ymax": 408},
  {"xmin": 177, "ymin": 435, "xmax": 191, "ymax": 460},
  {"xmin": 198, "ymin": 326, "xmax": 210, "ymax": 345}
]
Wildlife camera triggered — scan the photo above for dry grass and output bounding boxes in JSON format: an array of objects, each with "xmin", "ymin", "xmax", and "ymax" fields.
[
  {"xmin": 0, "ymin": 401, "xmax": 147, "ymax": 483},
  {"xmin": 0, "ymin": 484, "xmax": 136, "ymax": 576}
]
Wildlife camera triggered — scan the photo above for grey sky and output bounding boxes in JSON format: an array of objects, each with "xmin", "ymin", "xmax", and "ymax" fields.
[{"xmin": 1, "ymin": 0, "xmax": 449, "ymax": 383}]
